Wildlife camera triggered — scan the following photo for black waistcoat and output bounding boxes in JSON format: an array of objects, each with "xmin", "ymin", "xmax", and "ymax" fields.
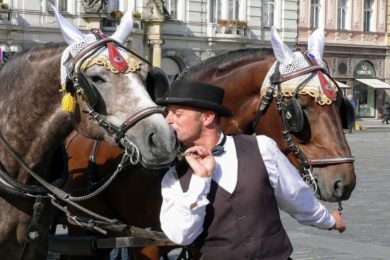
[{"xmin": 177, "ymin": 135, "xmax": 293, "ymax": 260}]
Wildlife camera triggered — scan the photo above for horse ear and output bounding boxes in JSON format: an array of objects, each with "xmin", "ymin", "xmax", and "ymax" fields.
[
  {"xmin": 110, "ymin": 10, "xmax": 134, "ymax": 43},
  {"xmin": 271, "ymin": 26, "xmax": 294, "ymax": 65},
  {"xmin": 51, "ymin": 4, "xmax": 84, "ymax": 45},
  {"xmin": 308, "ymin": 29, "xmax": 325, "ymax": 64}
]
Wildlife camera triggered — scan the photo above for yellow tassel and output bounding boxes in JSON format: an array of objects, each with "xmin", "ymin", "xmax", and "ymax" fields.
[{"xmin": 62, "ymin": 92, "xmax": 76, "ymax": 113}]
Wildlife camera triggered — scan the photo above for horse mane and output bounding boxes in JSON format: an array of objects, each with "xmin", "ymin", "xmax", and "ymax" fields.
[
  {"xmin": 178, "ymin": 48, "xmax": 274, "ymax": 79},
  {"xmin": 0, "ymin": 43, "xmax": 66, "ymax": 90}
]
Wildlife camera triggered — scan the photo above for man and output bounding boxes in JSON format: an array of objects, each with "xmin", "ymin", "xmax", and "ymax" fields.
[
  {"xmin": 347, "ymin": 94, "xmax": 356, "ymax": 133},
  {"xmin": 156, "ymin": 80, "xmax": 345, "ymax": 260},
  {"xmin": 381, "ymin": 101, "xmax": 390, "ymax": 124}
]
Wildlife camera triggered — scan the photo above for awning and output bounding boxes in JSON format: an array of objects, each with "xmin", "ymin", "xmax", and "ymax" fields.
[
  {"xmin": 335, "ymin": 81, "xmax": 351, "ymax": 88},
  {"xmin": 356, "ymin": 78, "xmax": 390, "ymax": 89}
]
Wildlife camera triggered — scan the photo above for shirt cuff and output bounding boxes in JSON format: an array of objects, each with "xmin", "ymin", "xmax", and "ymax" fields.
[
  {"xmin": 181, "ymin": 174, "xmax": 211, "ymax": 210},
  {"xmin": 318, "ymin": 213, "xmax": 336, "ymax": 229}
]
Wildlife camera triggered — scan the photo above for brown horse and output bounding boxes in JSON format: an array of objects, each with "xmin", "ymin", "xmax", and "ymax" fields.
[
  {"xmin": 180, "ymin": 28, "xmax": 356, "ymax": 202},
  {"xmin": 63, "ymin": 132, "xmax": 172, "ymax": 259},
  {"xmin": 0, "ymin": 8, "xmax": 177, "ymax": 260},
  {"xmin": 62, "ymin": 29, "xmax": 355, "ymax": 259}
]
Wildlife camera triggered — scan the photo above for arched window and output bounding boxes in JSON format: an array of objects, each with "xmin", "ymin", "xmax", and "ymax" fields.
[
  {"xmin": 162, "ymin": 57, "xmax": 181, "ymax": 80},
  {"xmin": 262, "ymin": 0, "xmax": 274, "ymax": 28},
  {"xmin": 363, "ymin": 0, "xmax": 374, "ymax": 32},
  {"xmin": 310, "ymin": 0, "xmax": 320, "ymax": 28},
  {"xmin": 337, "ymin": 0, "xmax": 348, "ymax": 30}
]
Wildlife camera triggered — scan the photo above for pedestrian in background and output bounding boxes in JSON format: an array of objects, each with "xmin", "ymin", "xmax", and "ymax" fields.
[
  {"xmin": 381, "ymin": 101, "xmax": 390, "ymax": 124},
  {"xmin": 347, "ymin": 94, "xmax": 356, "ymax": 133}
]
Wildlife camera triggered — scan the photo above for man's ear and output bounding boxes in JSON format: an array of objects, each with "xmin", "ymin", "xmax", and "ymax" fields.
[{"xmin": 202, "ymin": 111, "xmax": 217, "ymax": 126}]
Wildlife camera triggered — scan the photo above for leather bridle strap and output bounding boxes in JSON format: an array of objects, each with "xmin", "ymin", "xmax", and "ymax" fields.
[
  {"xmin": 279, "ymin": 65, "xmax": 325, "ymax": 82},
  {"xmin": 85, "ymin": 105, "xmax": 165, "ymax": 143},
  {"xmin": 119, "ymin": 106, "xmax": 165, "ymax": 135},
  {"xmin": 307, "ymin": 157, "xmax": 355, "ymax": 165}
]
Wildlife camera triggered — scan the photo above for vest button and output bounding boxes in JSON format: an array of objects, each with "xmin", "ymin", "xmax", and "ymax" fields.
[
  {"xmin": 244, "ymin": 236, "xmax": 252, "ymax": 243},
  {"xmin": 237, "ymin": 216, "xmax": 244, "ymax": 221}
]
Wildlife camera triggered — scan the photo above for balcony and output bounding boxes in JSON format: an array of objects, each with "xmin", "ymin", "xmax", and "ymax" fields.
[
  {"xmin": 214, "ymin": 20, "xmax": 248, "ymax": 38},
  {"xmin": 0, "ymin": 8, "xmax": 11, "ymax": 23},
  {"xmin": 101, "ymin": 11, "xmax": 144, "ymax": 33}
]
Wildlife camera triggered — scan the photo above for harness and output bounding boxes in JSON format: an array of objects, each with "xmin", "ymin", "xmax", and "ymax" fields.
[
  {"xmin": 0, "ymin": 32, "xmax": 172, "ymax": 259},
  {"xmin": 253, "ymin": 53, "xmax": 355, "ymax": 198}
]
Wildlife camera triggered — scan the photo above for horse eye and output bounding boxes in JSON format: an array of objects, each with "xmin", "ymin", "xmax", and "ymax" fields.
[{"xmin": 90, "ymin": 75, "xmax": 106, "ymax": 83}]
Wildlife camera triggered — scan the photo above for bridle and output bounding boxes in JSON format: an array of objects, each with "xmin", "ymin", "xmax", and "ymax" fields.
[
  {"xmin": 65, "ymin": 33, "xmax": 165, "ymax": 158},
  {"xmin": 253, "ymin": 53, "xmax": 355, "ymax": 195},
  {"xmin": 0, "ymin": 32, "xmax": 170, "ymax": 259}
]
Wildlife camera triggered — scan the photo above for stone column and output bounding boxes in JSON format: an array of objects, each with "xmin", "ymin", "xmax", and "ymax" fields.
[
  {"xmin": 146, "ymin": 22, "xmax": 164, "ymax": 67},
  {"xmin": 149, "ymin": 38, "xmax": 164, "ymax": 68},
  {"xmin": 144, "ymin": 0, "xmax": 167, "ymax": 68}
]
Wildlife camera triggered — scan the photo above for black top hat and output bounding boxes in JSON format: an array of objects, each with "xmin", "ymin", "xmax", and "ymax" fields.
[{"xmin": 155, "ymin": 80, "xmax": 232, "ymax": 117}]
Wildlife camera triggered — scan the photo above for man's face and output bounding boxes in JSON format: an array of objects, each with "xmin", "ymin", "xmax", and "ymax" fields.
[{"xmin": 165, "ymin": 105, "xmax": 203, "ymax": 146}]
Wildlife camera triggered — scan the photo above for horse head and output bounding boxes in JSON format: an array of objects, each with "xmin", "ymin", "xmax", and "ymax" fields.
[
  {"xmin": 52, "ymin": 6, "xmax": 177, "ymax": 169},
  {"xmin": 256, "ymin": 27, "xmax": 356, "ymax": 202}
]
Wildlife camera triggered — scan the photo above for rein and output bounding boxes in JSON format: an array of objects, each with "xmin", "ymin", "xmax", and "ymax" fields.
[
  {"xmin": 0, "ymin": 34, "xmax": 171, "ymax": 259},
  {"xmin": 253, "ymin": 55, "xmax": 355, "ymax": 197},
  {"xmin": 0, "ymin": 129, "xmax": 172, "ymax": 251}
]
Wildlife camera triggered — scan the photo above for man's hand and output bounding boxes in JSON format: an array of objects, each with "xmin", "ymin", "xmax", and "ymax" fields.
[
  {"xmin": 184, "ymin": 146, "xmax": 215, "ymax": 178},
  {"xmin": 330, "ymin": 210, "xmax": 346, "ymax": 233}
]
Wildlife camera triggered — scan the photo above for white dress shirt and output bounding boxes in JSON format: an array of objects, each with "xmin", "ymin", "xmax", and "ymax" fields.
[{"xmin": 160, "ymin": 135, "xmax": 335, "ymax": 245}]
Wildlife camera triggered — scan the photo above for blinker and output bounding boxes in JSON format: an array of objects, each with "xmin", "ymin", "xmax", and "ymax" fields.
[{"xmin": 77, "ymin": 72, "xmax": 99, "ymax": 108}]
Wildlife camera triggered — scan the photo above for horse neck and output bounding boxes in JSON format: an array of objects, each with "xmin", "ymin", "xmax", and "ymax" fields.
[
  {"xmin": 0, "ymin": 46, "xmax": 73, "ymax": 180},
  {"xmin": 185, "ymin": 55, "xmax": 276, "ymax": 134}
]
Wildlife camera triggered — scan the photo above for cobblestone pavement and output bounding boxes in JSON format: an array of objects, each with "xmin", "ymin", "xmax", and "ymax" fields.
[
  {"xmin": 48, "ymin": 129, "xmax": 390, "ymax": 260},
  {"xmin": 280, "ymin": 129, "xmax": 390, "ymax": 260}
]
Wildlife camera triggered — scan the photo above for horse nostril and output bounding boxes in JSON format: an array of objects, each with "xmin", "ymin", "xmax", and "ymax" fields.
[
  {"xmin": 333, "ymin": 180, "xmax": 344, "ymax": 198},
  {"xmin": 148, "ymin": 132, "xmax": 158, "ymax": 148}
]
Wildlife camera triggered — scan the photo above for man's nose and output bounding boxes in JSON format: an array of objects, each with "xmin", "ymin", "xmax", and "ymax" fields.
[{"xmin": 165, "ymin": 111, "xmax": 173, "ymax": 123}]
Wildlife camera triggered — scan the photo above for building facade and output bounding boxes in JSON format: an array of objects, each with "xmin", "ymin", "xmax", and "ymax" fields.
[
  {"xmin": 298, "ymin": 0, "xmax": 390, "ymax": 118},
  {"xmin": 0, "ymin": 0, "xmax": 299, "ymax": 79},
  {"xmin": 159, "ymin": 0, "xmax": 298, "ymax": 77}
]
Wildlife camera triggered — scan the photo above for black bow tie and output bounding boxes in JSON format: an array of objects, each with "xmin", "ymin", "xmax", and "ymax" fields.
[{"xmin": 211, "ymin": 134, "xmax": 226, "ymax": 156}]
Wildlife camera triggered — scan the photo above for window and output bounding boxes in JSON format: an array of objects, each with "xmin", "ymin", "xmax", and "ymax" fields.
[
  {"xmin": 262, "ymin": 0, "xmax": 274, "ymax": 28},
  {"xmin": 165, "ymin": 0, "xmax": 178, "ymax": 19},
  {"xmin": 209, "ymin": 0, "xmax": 222, "ymax": 23},
  {"xmin": 107, "ymin": 0, "xmax": 119, "ymax": 13},
  {"xmin": 310, "ymin": 0, "xmax": 320, "ymax": 28},
  {"xmin": 337, "ymin": 0, "xmax": 347, "ymax": 30},
  {"xmin": 228, "ymin": 0, "xmax": 240, "ymax": 20},
  {"xmin": 234, "ymin": 0, "xmax": 240, "ymax": 20},
  {"xmin": 364, "ymin": 0, "xmax": 373, "ymax": 32},
  {"xmin": 48, "ymin": 0, "xmax": 67, "ymax": 12}
]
